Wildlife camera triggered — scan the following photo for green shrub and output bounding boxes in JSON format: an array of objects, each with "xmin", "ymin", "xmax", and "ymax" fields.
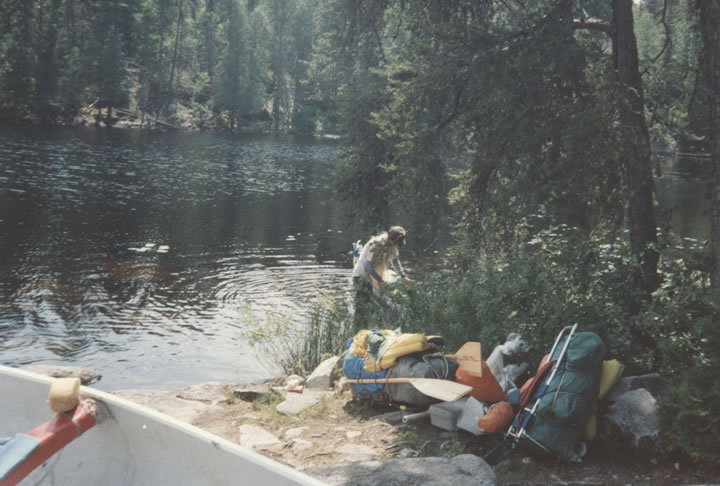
[
  {"xmin": 300, "ymin": 295, "xmax": 355, "ymax": 372},
  {"xmin": 245, "ymin": 296, "xmax": 355, "ymax": 377},
  {"xmin": 300, "ymin": 226, "xmax": 720, "ymax": 463},
  {"xmin": 660, "ymin": 312, "xmax": 720, "ymax": 464},
  {"xmin": 349, "ymin": 226, "xmax": 660, "ymax": 371}
]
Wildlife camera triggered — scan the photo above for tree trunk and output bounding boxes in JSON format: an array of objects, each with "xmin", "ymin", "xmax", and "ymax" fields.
[
  {"xmin": 612, "ymin": 0, "xmax": 659, "ymax": 292},
  {"xmin": 65, "ymin": 0, "xmax": 75, "ymax": 50},
  {"xmin": 168, "ymin": 0, "xmax": 183, "ymax": 110},
  {"xmin": 205, "ymin": 0, "xmax": 216, "ymax": 82},
  {"xmin": 700, "ymin": 0, "xmax": 720, "ymax": 289}
]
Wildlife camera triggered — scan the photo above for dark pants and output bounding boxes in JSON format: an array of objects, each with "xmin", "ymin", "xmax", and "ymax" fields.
[{"xmin": 353, "ymin": 276, "xmax": 374, "ymax": 328}]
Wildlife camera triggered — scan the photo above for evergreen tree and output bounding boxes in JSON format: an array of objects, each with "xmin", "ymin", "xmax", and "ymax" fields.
[
  {"xmin": 33, "ymin": 0, "xmax": 63, "ymax": 119},
  {"xmin": 0, "ymin": 0, "xmax": 37, "ymax": 118},
  {"xmin": 214, "ymin": 0, "xmax": 265, "ymax": 128},
  {"xmin": 85, "ymin": 1, "xmax": 130, "ymax": 124},
  {"xmin": 699, "ymin": 0, "xmax": 720, "ymax": 289}
]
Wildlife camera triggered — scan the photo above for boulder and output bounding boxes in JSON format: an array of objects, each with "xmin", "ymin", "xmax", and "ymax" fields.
[
  {"xmin": 229, "ymin": 383, "xmax": 274, "ymax": 402},
  {"xmin": 175, "ymin": 382, "xmax": 226, "ymax": 402},
  {"xmin": 305, "ymin": 454, "xmax": 496, "ymax": 486},
  {"xmin": 285, "ymin": 374, "xmax": 305, "ymax": 389},
  {"xmin": 111, "ymin": 388, "xmax": 208, "ymax": 424},
  {"xmin": 283, "ymin": 426, "xmax": 309, "ymax": 439},
  {"xmin": 22, "ymin": 365, "xmax": 102, "ymax": 385},
  {"xmin": 606, "ymin": 373, "xmax": 664, "ymax": 402},
  {"xmin": 238, "ymin": 424, "xmax": 281, "ymax": 449},
  {"xmin": 276, "ymin": 389, "xmax": 332, "ymax": 415},
  {"xmin": 605, "ymin": 388, "xmax": 665, "ymax": 457},
  {"xmin": 306, "ymin": 356, "xmax": 342, "ymax": 389}
]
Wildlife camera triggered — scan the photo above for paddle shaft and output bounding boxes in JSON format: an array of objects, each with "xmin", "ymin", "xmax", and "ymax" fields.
[{"xmin": 345, "ymin": 378, "xmax": 438, "ymax": 385}]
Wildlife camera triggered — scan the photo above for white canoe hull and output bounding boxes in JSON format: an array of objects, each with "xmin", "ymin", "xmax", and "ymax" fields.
[{"xmin": 1, "ymin": 366, "xmax": 325, "ymax": 485}]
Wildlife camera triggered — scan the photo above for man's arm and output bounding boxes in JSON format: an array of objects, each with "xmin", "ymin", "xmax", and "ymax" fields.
[{"xmin": 391, "ymin": 256, "xmax": 407, "ymax": 279}]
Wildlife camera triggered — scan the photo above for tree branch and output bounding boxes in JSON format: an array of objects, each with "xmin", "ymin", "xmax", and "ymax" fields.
[{"xmin": 572, "ymin": 19, "xmax": 611, "ymax": 34}]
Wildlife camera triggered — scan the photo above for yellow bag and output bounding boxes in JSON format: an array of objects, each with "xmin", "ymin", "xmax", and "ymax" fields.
[
  {"xmin": 348, "ymin": 329, "xmax": 398, "ymax": 357},
  {"xmin": 348, "ymin": 329, "xmax": 442, "ymax": 372},
  {"xmin": 583, "ymin": 359, "xmax": 625, "ymax": 440}
]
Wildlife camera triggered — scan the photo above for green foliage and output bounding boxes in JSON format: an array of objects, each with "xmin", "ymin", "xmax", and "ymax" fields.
[
  {"xmin": 245, "ymin": 307, "xmax": 308, "ymax": 375},
  {"xmin": 660, "ymin": 311, "xmax": 720, "ymax": 464},
  {"xmin": 0, "ymin": 1, "xmax": 36, "ymax": 117},
  {"xmin": 245, "ymin": 296, "xmax": 354, "ymax": 377},
  {"xmin": 57, "ymin": 47, "xmax": 84, "ymax": 114},
  {"xmin": 86, "ymin": 20, "xmax": 130, "ymax": 110},
  {"xmin": 635, "ymin": 0, "xmax": 708, "ymax": 152},
  {"xmin": 0, "ymin": 0, "xmax": 340, "ymax": 131},
  {"xmin": 300, "ymin": 295, "xmax": 355, "ymax": 371},
  {"xmin": 334, "ymin": 227, "xmax": 711, "ymax": 378}
]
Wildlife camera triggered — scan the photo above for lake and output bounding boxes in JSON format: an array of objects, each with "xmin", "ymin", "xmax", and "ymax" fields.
[
  {"xmin": 0, "ymin": 125, "xmax": 354, "ymax": 390},
  {"xmin": 0, "ymin": 125, "xmax": 711, "ymax": 390}
]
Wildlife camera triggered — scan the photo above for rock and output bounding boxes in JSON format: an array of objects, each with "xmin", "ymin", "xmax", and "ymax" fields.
[
  {"xmin": 175, "ymin": 382, "xmax": 226, "ymax": 402},
  {"xmin": 606, "ymin": 388, "xmax": 664, "ymax": 457},
  {"xmin": 305, "ymin": 454, "xmax": 496, "ymax": 486},
  {"xmin": 306, "ymin": 356, "xmax": 341, "ymax": 389},
  {"xmin": 22, "ymin": 365, "xmax": 102, "ymax": 385},
  {"xmin": 112, "ymin": 388, "xmax": 208, "ymax": 424},
  {"xmin": 238, "ymin": 424, "xmax": 281, "ymax": 449},
  {"xmin": 276, "ymin": 390, "xmax": 332, "ymax": 415},
  {"xmin": 286, "ymin": 374, "xmax": 305, "ymax": 388},
  {"xmin": 334, "ymin": 443, "xmax": 379, "ymax": 462},
  {"xmin": 283, "ymin": 427, "xmax": 309, "ymax": 439},
  {"xmin": 229, "ymin": 383, "xmax": 273, "ymax": 402},
  {"xmin": 606, "ymin": 373, "xmax": 664, "ymax": 402},
  {"xmin": 288, "ymin": 438, "xmax": 313, "ymax": 450}
]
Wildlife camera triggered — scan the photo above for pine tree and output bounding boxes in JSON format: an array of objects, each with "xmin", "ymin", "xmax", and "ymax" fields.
[
  {"xmin": 214, "ymin": 0, "xmax": 250, "ymax": 128},
  {"xmin": 85, "ymin": 0, "xmax": 130, "ymax": 124}
]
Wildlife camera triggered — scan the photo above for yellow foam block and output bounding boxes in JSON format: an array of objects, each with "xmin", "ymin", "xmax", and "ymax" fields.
[
  {"xmin": 584, "ymin": 359, "xmax": 625, "ymax": 440},
  {"xmin": 49, "ymin": 377, "xmax": 81, "ymax": 413}
]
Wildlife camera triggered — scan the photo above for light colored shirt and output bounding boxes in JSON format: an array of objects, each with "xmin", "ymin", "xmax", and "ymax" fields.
[{"xmin": 352, "ymin": 232, "xmax": 405, "ymax": 289}]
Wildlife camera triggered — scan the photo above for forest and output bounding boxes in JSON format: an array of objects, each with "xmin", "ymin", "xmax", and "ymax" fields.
[{"xmin": 2, "ymin": 0, "xmax": 720, "ymax": 464}]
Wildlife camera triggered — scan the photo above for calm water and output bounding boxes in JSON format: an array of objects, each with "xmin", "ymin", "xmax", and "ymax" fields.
[
  {"xmin": 0, "ymin": 125, "xmax": 353, "ymax": 390},
  {"xmin": 0, "ymin": 125, "xmax": 711, "ymax": 390},
  {"xmin": 655, "ymin": 154, "xmax": 712, "ymax": 244}
]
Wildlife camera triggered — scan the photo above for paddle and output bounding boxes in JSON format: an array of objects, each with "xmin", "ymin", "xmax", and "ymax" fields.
[
  {"xmin": 341, "ymin": 377, "xmax": 472, "ymax": 402},
  {"xmin": 445, "ymin": 342, "xmax": 483, "ymax": 377}
]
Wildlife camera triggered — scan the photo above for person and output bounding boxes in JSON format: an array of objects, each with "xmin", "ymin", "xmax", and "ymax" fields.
[{"xmin": 352, "ymin": 226, "xmax": 409, "ymax": 324}]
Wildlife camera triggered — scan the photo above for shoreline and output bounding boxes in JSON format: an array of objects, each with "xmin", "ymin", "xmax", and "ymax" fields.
[{"xmin": 16, "ymin": 365, "xmax": 720, "ymax": 485}]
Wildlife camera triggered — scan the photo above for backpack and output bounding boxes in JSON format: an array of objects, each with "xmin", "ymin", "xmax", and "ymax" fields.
[{"xmin": 520, "ymin": 331, "xmax": 605, "ymax": 461}]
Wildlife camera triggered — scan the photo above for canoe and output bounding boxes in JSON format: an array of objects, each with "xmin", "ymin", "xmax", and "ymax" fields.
[{"xmin": 0, "ymin": 365, "xmax": 325, "ymax": 485}]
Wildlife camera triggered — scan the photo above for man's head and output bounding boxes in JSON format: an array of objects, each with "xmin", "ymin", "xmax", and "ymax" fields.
[{"xmin": 388, "ymin": 226, "xmax": 407, "ymax": 246}]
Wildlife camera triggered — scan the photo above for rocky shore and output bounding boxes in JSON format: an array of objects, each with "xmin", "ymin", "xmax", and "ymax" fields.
[{"xmin": 21, "ymin": 364, "xmax": 720, "ymax": 486}]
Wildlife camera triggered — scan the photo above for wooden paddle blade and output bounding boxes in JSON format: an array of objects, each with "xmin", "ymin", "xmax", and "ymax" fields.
[
  {"xmin": 447, "ymin": 342, "xmax": 483, "ymax": 377},
  {"xmin": 342, "ymin": 377, "xmax": 472, "ymax": 402},
  {"xmin": 408, "ymin": 378, "xmax": 472, "ymax": 402}
]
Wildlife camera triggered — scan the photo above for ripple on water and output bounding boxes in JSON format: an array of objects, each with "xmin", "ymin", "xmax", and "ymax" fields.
[{"xmin": 0, "ymin": 127, "xmax": 351, "ymax": 389}]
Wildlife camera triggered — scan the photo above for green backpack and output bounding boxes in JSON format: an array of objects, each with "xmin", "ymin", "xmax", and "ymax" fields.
[{"xmin": 522, "ymin": 331, "xmax": 605, "ymax": 461}]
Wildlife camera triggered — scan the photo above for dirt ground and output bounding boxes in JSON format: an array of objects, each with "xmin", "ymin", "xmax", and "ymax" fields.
[{"xmin": 187, "ymin": 388, "xmax": 720, "ymax": 485}]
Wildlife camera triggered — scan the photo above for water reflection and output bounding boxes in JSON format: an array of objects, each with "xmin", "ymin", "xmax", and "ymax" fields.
[
  {"xmin": 0, "ymin": 125, "xmax": 351, "ymax": 389},
  {"xmin": 655, "ymin": 153, "xmax": 712, "ymax": 242}
]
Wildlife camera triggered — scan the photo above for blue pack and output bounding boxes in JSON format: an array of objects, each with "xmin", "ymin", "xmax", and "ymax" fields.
[{"xmin": 342, "ymin": 338, "xmax": 388, "ymax": 401}]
